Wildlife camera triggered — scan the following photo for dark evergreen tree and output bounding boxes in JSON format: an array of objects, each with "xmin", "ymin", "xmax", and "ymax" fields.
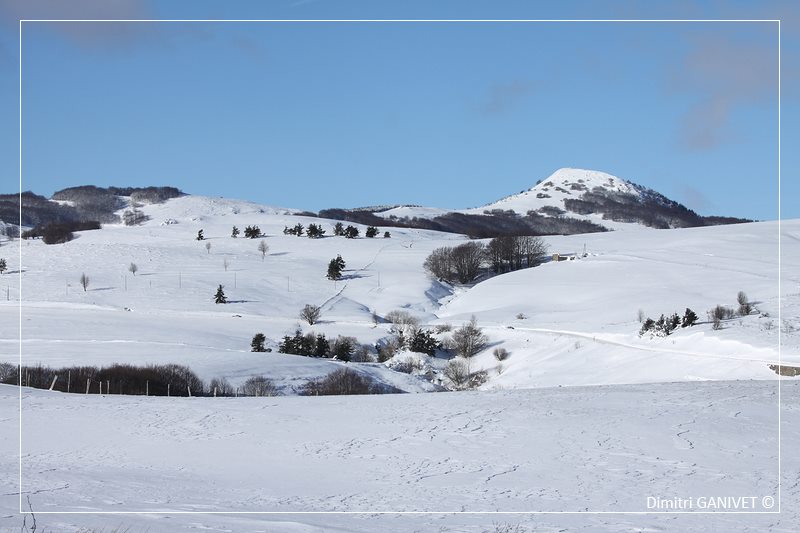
[
  {"xmin": 214, "ymin": 284, "xmax": 227, "ymax": 304},
  {"xmin": 244, "ymin": 225, "xmax": 261, "ymax": 238},
  {"xmin": 231, "ymin": 226, "xmax": 240, "ymax": 238},
  {"xmin": 682, "ymin": 308, "xmax": 699, "ymax": 327},
  {"xmin": 384, "ymin": 231, "xmax": 391, "ymax": 238},
  {"xmin": 365, "ymin": 226, "xmax": 378, "ymax": 238},
  {"xmin": 639, "ymin": 318, "xmax": 655, "ymax": 336},
  {"xmin": 667, "ymin": 313, "xmax": 681, "ymax": 332},
  {"xmin": 407, "ymin": 329, "xmax": 440, "ymax": 356},
  {"xmin": 335, "ymin": 254, "xmax": 346, "ymax": 270},
  {"xmin": 333, "ymin": 222, "xmax": 345, "ymax": 236},
  {"xmin": 327, "ymin": 257, "xmax": 343, "ymax": 281},
  {"xmin": 314, "ymin": 334, "xmax": 330, "ymax": 357},
  {"xmin": 196, "ymin": 229, "xmax": 204, "ymax": 241},
  {"xmin": 344, "ymin": 225, "xmax": 359, "ymax": 239},
  {"xmin": 293, "ymin": 223, "xmax": 304, "ymax": 236},
  {"xmin": 307, "ymin": 223, "xmax": 326, "ymax": 238},
  {"xmin": 0, "ymin": 258, "xmax": 6, "ymax": 275},
  {"xmin": 251, "ymin": 333, "xmax": 266, "ymax": 352}
]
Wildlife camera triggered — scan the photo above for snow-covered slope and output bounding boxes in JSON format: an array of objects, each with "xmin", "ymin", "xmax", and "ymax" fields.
[{"xmin": 0, "ymin": 193, "xmax": 796, "ymax": 392}]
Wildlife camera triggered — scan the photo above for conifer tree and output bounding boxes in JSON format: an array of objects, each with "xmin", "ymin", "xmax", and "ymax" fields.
[
  {"xmin": 0, "ymin": 258, "xmax": 6, "ymax": 275},
  {"xmin": 231, "ymin": 226, "xmax": 240, "ymax": 238},
  {"xmin": 327, "ymin": 257, "xmax": 343, "ymax": 280},
  {"xmin": 333, "ymin": 222, "xmax": 345, "ymax": 236},
  {"xmin": 196, "ymin": 229, "xmax": 204, "ymax": 241},
  {"xmin": 214, "ymin": 284, "xmax": 227, "ymax": 304},
  {"xmin": 365, "ymin": 226, "xmax": 378, "ymax": 238},
  {"xmin": 251, "ymin": 333, "xmax": 266, "ymax": 352},
  {"xmin": 682, "ymin": 308, "xmax": 699, "ymax": 327}
]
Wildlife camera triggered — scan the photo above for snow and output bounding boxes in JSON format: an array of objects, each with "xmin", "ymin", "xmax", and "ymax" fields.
[
  {"xmin": 1, "ymin": 381, "xmax": 796, "ymax": 531},
  {"xmin": 369, "ymin": 168, "xmax": 673, "ymax": 231},
  {"xmin": 0, "ymin": 192, "xmax": 796, "ymax": 530},
  {"xmin": 0, "ymin": 195, "xmax": 796, "ymax": 392}
]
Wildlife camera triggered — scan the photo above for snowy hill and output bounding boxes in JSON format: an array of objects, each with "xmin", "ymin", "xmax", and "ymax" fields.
[
  {"xmin": 0, "ymin": 193, "xmax": 796, "ymax": 393},
  {"xmin": 363, "ymin": 167, "xmax": 752, "ymax": 234},
  {"xmin": 0, "ymin": 191, "xmax": 796, "ymax": 531}
]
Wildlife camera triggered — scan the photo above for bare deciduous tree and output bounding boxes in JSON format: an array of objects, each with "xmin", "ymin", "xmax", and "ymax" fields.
[
  {"xmin": 258, "ymin": 240, "xmax": 269, "ymax": 261},
  {"xmin": 223, "ymin": 258, "xmax": 229, "ymax": 271},
  {"xmin": 79, "ymin": 273, "xmax": 89, "ymax": 292},
  {"xmin": 128, "ymin": 263, "xmax": 138, "ymax": 276},
  {"xmin": 205, "ymin": 241, "xmax": 212, "ymax": 254},
  {"xmin": 300, "ymin": 304, "xmax": 321, "ymax": 325}
]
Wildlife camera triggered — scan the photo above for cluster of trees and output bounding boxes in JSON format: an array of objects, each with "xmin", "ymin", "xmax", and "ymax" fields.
[
  {"xmin": 425, "ymin": 236, "xmax": 548, "ymax": 284},
  {"xmin": 21, "ymin": 220, "xmax": 101, "ymax": 244},
  {"xmin": 301, "ymin": 368, "xmax": 398, "ymax": 396},
  {"xmin": 639, "ymin": 308, "xmax": 698, "ymax": 337},
  {"xmin": 243, "ymin": 225, "xmax": 262, "ymax": 238},
  {"xmin": 485, "ymin": 235, "xmax": 548, "ymax": 273},
  {"xmin": 306, "ymin": 224, "xmax": 326, "ymax": 238},
  {"xmin": 3, "ymin": 361, "xmax": 283, "ymax": 398},
  {"xmin": 275, "ymin": 330, "xmax": 369, "ymax": 362},
  {"xmin": 5, "ymin": 362, "xmax": 204, "ymax": 396},
  {"xmin": 707, "ymin": 292, "xmax": 754, "ymax": 330}
]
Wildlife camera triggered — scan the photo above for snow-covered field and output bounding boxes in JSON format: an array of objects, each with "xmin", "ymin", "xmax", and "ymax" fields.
[
  {"xmin": 1, "ymin": 381, "xmax": 797, "ymax": 532},
  {"xmin": 0, "ymin": 193, "xmax": 797, "ymax": 531}
]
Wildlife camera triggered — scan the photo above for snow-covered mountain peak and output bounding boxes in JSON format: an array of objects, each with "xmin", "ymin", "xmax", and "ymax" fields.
[
  {"xmin": 470, "ymin": 167, "xmax": 640, "ymax": 218},
  {"xmin": 538, "ymin": 168, "xmax": 639, "ymax": 196}
]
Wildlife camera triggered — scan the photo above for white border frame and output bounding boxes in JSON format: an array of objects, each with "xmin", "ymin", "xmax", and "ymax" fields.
[{"xmin": 17, "ymin": 18, "xmax": 782, "ymax": 517}]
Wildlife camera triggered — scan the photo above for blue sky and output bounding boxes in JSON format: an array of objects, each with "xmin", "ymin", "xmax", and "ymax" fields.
[{"xmin": 0, "ymin": 1, "xmax": 796, "ymax": 221}]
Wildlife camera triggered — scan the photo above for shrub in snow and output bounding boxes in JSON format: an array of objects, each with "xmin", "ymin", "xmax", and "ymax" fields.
[
  {"xmin": 737, "ymin": 291, "xmax": 753, "ymax": 316},
  {"xmin": 385, "ymin": 310, "xmax": 420, "ymax": 333},
  {"xmin": 709, "ymin": 305, "xmax": 735, "ymax": 322},
  {"xmin": 365, "ymin": 226, "xmax": 378, "ymax": 238},
  {"xmin": 452, "ymin": 316, "xmax": 488, "ymax": 358},
  {"xmin": 301, "ymin": 369, "xmax": 392, "ymax": 396},
  {"xmin": 443, "ymin": 358, "xmax": 472, "ymax": 390},
  {"xmin": 434, "ymin": 323, "xmax": 452, "ymax": 333},
  {"xmin": 241, "ymin": 375, "xmax": 278, "ymax": 397},
  {"xmin": 384, "ymin": 231, "xmax": 391, "ymax": 238},
  {"xmin": 493, "ymin": 347, "xmax": 510, "ymax": 361},
  {"xmin": 209, "ymin": 377, "xmax": 234, "ymax": 396}
]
